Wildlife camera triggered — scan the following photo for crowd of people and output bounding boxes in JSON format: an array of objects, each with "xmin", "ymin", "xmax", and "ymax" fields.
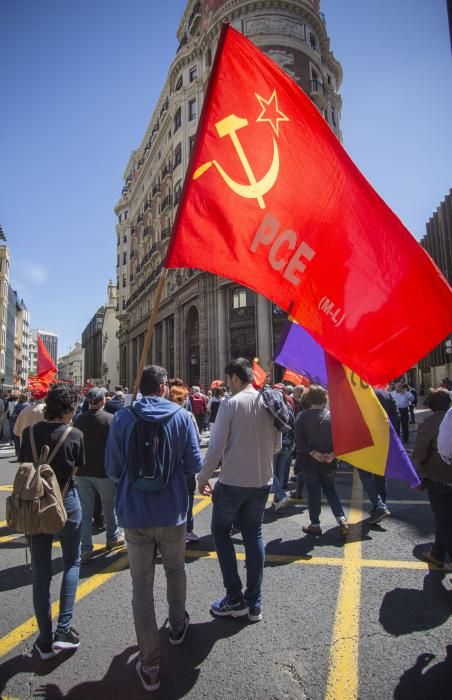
[{"xmin": 4, "ymin": 362, "xmax": 452, "ymax": 692}]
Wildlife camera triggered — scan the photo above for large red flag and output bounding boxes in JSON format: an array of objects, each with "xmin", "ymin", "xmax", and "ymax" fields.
[
  {"xmin": 165, "ymin": 25, "xmax": 452, "ymax": 384},
  {"xmin": 37, "ymin": 335, "xmax": 56, "ymax": 375}
]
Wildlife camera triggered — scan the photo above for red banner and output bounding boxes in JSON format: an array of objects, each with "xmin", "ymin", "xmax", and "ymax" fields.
[{"xmin": 165, "ymin": 25, "xmax": 452, "ymax": 384}]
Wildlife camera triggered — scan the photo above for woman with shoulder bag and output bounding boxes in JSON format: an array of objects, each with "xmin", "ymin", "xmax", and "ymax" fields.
[{"xmin": 19, "ymin": 384, "xmax": 85, "ymax": 660}]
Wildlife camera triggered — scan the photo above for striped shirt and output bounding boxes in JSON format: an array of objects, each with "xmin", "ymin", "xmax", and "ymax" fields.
[{"xmin": 438, "ymin": 407, "xmax": 452, "ymax": 465}]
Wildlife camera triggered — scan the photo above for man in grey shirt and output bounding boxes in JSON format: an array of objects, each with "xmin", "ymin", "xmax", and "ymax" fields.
[{"xmin": 198, "ymin": 358, "xmax": 281, "ymax": 623}]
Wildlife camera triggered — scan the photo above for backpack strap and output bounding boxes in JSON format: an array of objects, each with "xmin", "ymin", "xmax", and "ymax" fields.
[
  {"xmin": 29, "ymin": 425, "xmax": 40, "ymax": 466},
  {"xmin": 48, "ymin": 426, "xmax": 73, "ymax": 465}
]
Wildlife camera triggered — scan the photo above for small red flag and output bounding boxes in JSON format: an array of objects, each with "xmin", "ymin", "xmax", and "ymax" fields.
[
  {"xmin": 282, "ymin": 369, "xmax": 310, "ymax": 388},
  {"xmin": 252, "ymin": 360, "xmax": 267, "ymax": 389},
  {"xmin": 165, "ymin": 25, "xmax": 452, "ymax": 384},
  {"xmin": 37, "ymin": 335, "xmax": 56, "ymax": 375}
]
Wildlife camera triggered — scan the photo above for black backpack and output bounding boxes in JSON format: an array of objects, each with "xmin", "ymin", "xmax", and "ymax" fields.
[
  {"xmin": 260, "ymin": 388, "xmax": 293, "ymax": 433},
  {"xmin": 126, "ymin": 406, "xmax": 181, "ymax": 492}
]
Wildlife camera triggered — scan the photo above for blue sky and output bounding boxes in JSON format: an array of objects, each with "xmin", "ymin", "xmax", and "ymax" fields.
[{"xmin": 1, "ymin": 0, "xmax": 451, "ymax": 356}]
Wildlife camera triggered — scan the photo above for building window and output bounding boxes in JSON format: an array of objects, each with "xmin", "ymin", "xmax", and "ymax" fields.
[
  {"xmin": 309, "ymin": 32, "xmax": 317, "ymax": 51},
  {"xmin": 189, "ymin": 65, "xmax": 197, "ymax": 82},
  {"xmin": 175, "ymin": 74, "xmax": 183, "ymax": 91},
  {"xmin": 123, "ymin": 234, "xmax": 127, "ymax": 243},
  {"xmin": 327, "ymin": 74, "xmax": 332, "ymax": 86},
  {"xmin": 122, "ymin": 273, "xmax": 127, "ymax": 288},
  {"xmin": 188, "ymin": 98, "xmax": 197, "ymax": 122},
  {"xmin": 123, "ymin": 251, "xmax": 127, "ymax": 265},
  {"xmin": 205, "ymin": 47, "xmax": 212, "ymax": 67},
  {"xmin": 174, "ymin": 142, "xmax": 182, "ymax": 167},
  {"xmin": 232, "ymin": 287, "xmax": 254, "ymax": 309},
  {"xmin": 174, "ymin": 107, "xmax": 182, "ymax": 131},
  {"xmin": 331, "ymin": 108, "xmax": 337, "ymax": 127},
  {"xmin": 118, "ymin": 213, "xmax": 122, "ymax": 222},
  {"xmin": 189, "ymin": 135, "xmax": 195, "ymax": 154},
  {"xmin": 124, "ymin": 210, "xmax": 128, "ymax": 220},
  {"xmin": 117, "ymin": 254, "xmax": 120, "ymax": 268}
]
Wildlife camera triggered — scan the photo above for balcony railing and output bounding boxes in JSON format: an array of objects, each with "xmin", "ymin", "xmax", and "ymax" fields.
[
  {"xmin": 162, "ymin": 163, "xmax": 173, "ymax": 180},
  {"xmin": 161, "ymin": 194, "xmax": 173, "ymax": 212},
  {"xmin": 161, "ymin": 226, "xmax": 171, "ymax": 240},
  {"xmin": 152, "ymin": 183, "xmax": 161, "ymax": 197}
]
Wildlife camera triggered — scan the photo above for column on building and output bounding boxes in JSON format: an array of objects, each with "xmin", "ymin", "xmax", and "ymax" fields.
[
  {"xmin": 255, "ymin": 294, "xmax": 273, "ymax": 372},
  {"xmin": 216, "ymin": 286, "xmax": 229, "ymax": 376}
]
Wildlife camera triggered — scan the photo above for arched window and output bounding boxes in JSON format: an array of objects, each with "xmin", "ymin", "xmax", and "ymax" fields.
[{"xmin": 174, "ymin": 107, "xmax": 182, "ymax": 132}]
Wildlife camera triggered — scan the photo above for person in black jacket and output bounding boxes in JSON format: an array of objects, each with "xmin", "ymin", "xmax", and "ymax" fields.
[
  {"xmin": 20, "ymin": 384, "xmax": 84, "ymax": 659},
  {"xmin": 74, "ymin": 387, "xmax": 124, "ymax": 563},
  {"xmin": 104, "ymin": 389, "xmax": 125, "ymax": 415},
  {"xmin": 295, "ymin": 385, "xmax": 349, "ymax": 537}
]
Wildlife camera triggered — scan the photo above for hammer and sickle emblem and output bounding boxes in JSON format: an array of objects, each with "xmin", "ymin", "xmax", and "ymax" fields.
[{"xmin": 193, "ymin": 114, "xmax": 280, "ymax": 209}]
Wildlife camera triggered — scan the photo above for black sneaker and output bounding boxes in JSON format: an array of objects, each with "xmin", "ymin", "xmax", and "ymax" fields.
[
  {"xmin": 52, "ymin": 627, "xmax": 80, "ymax": 651},
  {"xmin": 136, "ymin": 658, "xmax": 160, "ymax": 692},
  {"xmin": 34, "ymin": 638, "xmax": 59, "ymax": 660},
  {"xmin": 369, "ymin": 507, "xmax": 391, "ymax": 525},
  {"xmin": 248, "ymin": 606, "xmax": 262, "ymax": 622},
  {"xmin": 210, "ymin": 596, "xmax": 248, "ymax": 618},
  {"xmin": 169, "ymin": 611, "xmax": 190, "ymax": 645}
]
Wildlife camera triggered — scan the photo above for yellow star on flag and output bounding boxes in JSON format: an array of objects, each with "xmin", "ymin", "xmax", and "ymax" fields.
[{"xmin": 255, "ymin": 90, "xmax": 290, "ymax": 137}]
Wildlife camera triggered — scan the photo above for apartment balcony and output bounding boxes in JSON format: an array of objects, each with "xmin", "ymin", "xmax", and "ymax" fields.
[
  {"xmin": 162, "ymin": 163, "xmax": 173, "ymax": 180},
  {"xmin": 161, "ymin": 226, "xmax": 171, "ymax": 241},
  {"xmin": 152, "ymin": 183, "xmax": 161, "ymax": 197},
  {"xmin": 161, "ymin": 194, "xmax": 173, "ymax": 213}
]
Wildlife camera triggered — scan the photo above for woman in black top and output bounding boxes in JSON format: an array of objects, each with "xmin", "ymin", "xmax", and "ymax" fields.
[
  {"xmin": 295, "ymin": 385, "xmax": 349, "ymax": 537},
  {"xmin": 19, "ymin": 384, "xmax": 85, "ymax": 660}
]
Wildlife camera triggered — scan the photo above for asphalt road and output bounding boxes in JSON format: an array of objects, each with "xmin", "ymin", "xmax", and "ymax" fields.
[{"xmin": 0, "ymin": 409, "xmax": 451, "ymax": 699}]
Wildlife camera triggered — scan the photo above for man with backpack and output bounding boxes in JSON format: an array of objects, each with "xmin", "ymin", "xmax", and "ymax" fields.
[
  {"xmin": 189, "ymin": 386, "xmax": 207, "ymax": 433},
  {"xmin": 197, "ymin": 358, "xmax": 281, "ymax": 623},
  {"xmin": 105, "ymin": 365, "xmax": 202, "ymax": 693}
]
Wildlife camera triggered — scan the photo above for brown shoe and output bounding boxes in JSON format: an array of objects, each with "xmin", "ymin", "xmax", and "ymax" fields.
[{"xmin": 302, "ymin": 524, "xmax": 322, "ymax": 536}]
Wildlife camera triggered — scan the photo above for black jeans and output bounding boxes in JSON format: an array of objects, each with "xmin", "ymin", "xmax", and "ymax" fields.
[
  {"xmin": 425, "ymin": 479, "xmax": 452, "ymax": 561},
  {"xmin": 398, "ymin": 407, "xmax": 410, "ymax": 442}
]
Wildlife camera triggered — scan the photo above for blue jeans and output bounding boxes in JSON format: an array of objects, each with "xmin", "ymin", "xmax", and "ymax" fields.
[
  {"xmin": 76, "ymin": 476, "xmax": 120, "ymax": 553},
  {"xmin": 271, "ymin": 449, "xmax": 292, "ymax": 501},
  {"xmin": 211, "ymin": 482, "xmax": 270, "ymax": 608},
  {"xmin": 358, "ymin": 469, "xmax": 387, "ymax": 509},
  {"xmin": 30, "ymin": 486, "xmax": 81, "ymax": 644},
  {"xmin": 304, "ymin": 471, "xmax": 345, "ymax": 525}
]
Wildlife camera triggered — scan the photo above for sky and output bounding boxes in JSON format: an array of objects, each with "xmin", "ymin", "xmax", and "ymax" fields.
[{"xmin": 1, "ymin": 0, "xmax": 451, "ymax": 357}]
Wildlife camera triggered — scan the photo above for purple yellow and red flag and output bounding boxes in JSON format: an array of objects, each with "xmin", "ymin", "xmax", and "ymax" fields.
[
  {"xmin": 274, "ymin": 320, "xmax": 420, "ymax": 487},
  {"xmin": 165, "ymin": 24, "xmax": 452, "ymax": 385}
]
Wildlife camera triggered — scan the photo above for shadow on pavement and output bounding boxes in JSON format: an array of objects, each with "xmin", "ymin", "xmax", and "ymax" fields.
[
  {"xmin": 393, "ymin": 646, "xmax": 452, "ymax": 699},
  {"xmin": 0, "ymin": 646, "xmax": 78, "ymax": 695},
  {"xmin": 379, "ymin": 571, "xmax": 452, "ymax": 636},
  {"xmin": 4, "ymin": 621, "xmax": 245, "ymax": 699}
]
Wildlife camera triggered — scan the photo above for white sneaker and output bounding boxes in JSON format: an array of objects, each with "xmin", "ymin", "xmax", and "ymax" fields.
[
  {"xmin": 186, "ymin": 531, "xmax": 200, "ymax": 542},
  {"xmin": 274, "ymin": 496, "xmax": 289, "ymax": 512}
]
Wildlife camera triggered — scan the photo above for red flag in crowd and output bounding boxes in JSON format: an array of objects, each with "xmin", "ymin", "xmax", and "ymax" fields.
[
  {"xmin": 165, "ymin": 25, "xmax": 452, "ymax": 385},
  {"xmin": 252, "ymin": 360, "xmax": 267, "ymax": 389},
  {"xmin": 37, "ymin": 335, "xmax": 56, "ymax": 375},
  {"xmin": 282, "ymin": 368, "xmax": 310, "ymax": 388}
]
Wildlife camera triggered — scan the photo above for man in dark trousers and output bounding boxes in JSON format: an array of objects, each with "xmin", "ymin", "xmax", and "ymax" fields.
[{"xmin": 74, "ymin": 387, "xmax": 124, "ymax": 563}]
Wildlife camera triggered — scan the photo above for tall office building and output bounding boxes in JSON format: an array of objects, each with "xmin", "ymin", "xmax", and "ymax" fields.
[
  {"xmin": 30, "ymin": 329, "xmax": 58, "ymax": 371},
  {"xmin": 115, "ymin": 0, "xmax": 342, "ymax": 387}
]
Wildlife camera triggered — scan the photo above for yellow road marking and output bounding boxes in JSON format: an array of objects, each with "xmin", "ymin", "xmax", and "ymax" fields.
[
  {"xmin": 0, "ymin": 551, "xmax": 129, "ymax": 659},
  {"xmin": 0, "ymin": 520, "xmax": 7, "ymax": 528},
  {"xmin": 325, "ymin": 471, "xmax": 363, "ymax": 700},
  {"xmin": 0, "ymin": 485, "xmax": 13, "ymax": 491},
  {"xmin": 192, "ymin": 495, "xmax": 212, "ymax": 516}
]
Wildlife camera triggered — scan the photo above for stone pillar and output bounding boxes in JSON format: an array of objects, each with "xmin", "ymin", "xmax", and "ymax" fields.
[
  {"xmin": 217, "ymin": 286, "xmax": 229, "ymax": 375},
  {"xmin": 256, "ymin": 294, "xmax": 272, "ymax": 371},
  {"xmin": 161, "ymin": 318, "xmax": 168, "ymax": 369}
]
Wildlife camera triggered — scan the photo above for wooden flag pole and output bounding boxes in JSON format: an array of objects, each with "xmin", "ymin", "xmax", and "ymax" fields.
[{"xmin": 132, "ymin": 267, "xmax": 168, "ymax": 400}]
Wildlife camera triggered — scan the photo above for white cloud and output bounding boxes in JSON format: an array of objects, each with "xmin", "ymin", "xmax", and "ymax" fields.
[{"xmin": 27, "ymin": 263, "xmax": 48, "ymax": 285}]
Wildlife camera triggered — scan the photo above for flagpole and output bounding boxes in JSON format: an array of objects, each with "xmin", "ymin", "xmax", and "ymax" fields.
[{"xmin": 132, "ymin": 267, "xmax": 168, "ymax": 400}]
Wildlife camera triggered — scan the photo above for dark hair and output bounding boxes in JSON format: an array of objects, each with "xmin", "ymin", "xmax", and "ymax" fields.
[
  {"xmin": 140, "ymin": 365, "xmax": 168, "ymax": 395},
  {"xmin": 44, "ymin": 384, "xmax": 79, "ymax": 420},
  {"xmin": 427, "ymin": 388, "xmax": 451, "ymax": 412},
  {"xmin": 305, "ymin": 384, "xmax": 328, "ymax": 407},
  {"xmin": 225, "ymin": 358, "xmax": 253, "ymax": 384},
  {"xmin": 115, "ymin": 385, "xmax": 123, "ymax": 392},
  {"xmin": 214, "ymin": 386, "xmax": 226, "ymax": 398},
  {"xmin": 168, "ymin": 377, "xmax": 185, "ymax": 388}
]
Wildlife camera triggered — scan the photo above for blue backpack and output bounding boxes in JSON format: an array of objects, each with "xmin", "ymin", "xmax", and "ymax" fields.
[{"xmin": 126, "ymin": 406, "xmax": 181, "ymax": 492}]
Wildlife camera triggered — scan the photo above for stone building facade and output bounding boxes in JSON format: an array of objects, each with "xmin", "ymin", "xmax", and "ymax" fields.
[
  {"xmin": 419, "ymin": 189, "xmax": 452, "ymax": 387},
  {"xmin": 82, "ymin": 281, "xmax": 120, "ymax": 388},
  {"xmin": 115, "ymin": 0, "xmax": 342, "ymax": 388}
]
